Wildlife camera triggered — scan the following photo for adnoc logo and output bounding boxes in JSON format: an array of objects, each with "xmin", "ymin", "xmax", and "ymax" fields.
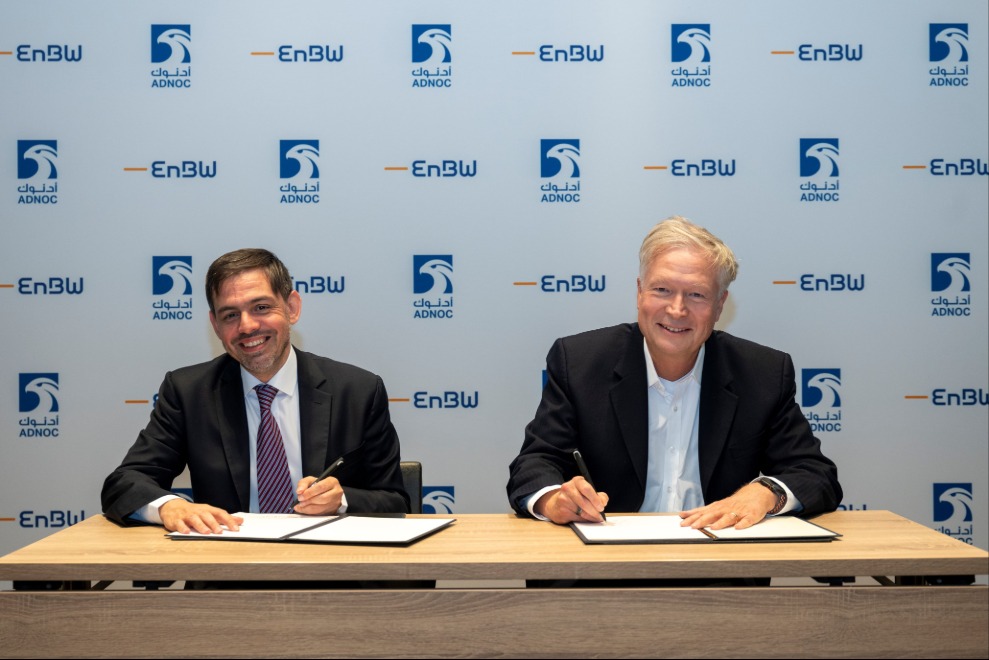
[
  {"xmin": 18, "ymin": 373, "xmax": 60, "ymax": 437},
  {"xmin": 670, "ymin": 24, "xmax": 711, "ymax": 87},
  {"xmin": 151, "ymin": 24, "xmax": 191, "ymax": 88},
  {"xmin": 279, "ymin": 140, "xmax": 320, "ymax": 205},
  {"xmin": 16, "ymin": 140, "xmax": 58, "ymax": 205},
  {"xmin": 930, "ymin": 253, "xmax": 971, "ymax": 317},
  {"xmin": 799, "ymin": 138, "xmax": 840, "ymax": 202},
  {"xmin": 933, "ymin": 483, "xmax": 974, "ymax": 544},
  {"xmin": 152, "ymin": 256, "xmax": 193, "ymax": 320},
  {"xmin": 423, "ymin": 486, "xmax": 455, "ymax": 514},
  {"xmin": 929, "ymin": 24, "xmax": 968, "ymax": 87},
  {"xmin": 413, "ymin": 254, "xmax": 453, "ymax": 319},
  {"xmin": 801, "ymin": 368, "xmax": 842, "ymax": 433},
  {"xmin": 412, "ymin": 24, "xmax": 452, "ymax": 88},
  {"xmin": 540, "ymin": 139, "xmax": 581, "ymax": 203}
]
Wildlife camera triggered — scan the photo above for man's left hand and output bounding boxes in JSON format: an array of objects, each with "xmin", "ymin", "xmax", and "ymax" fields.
[
  {"xmin": 293, "ymin": 476, "xmax": 344, "ymax": 515},
  {"xmin": 678, "ymin": 482, "xmax": 776, "ymax": 530}
]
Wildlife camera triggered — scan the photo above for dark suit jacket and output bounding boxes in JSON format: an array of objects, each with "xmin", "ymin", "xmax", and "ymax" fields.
[
  {"xmin": 507, "ymin": 324, "xmax": 842, "ymax": 517},
  {"xmin": 102, "ymin": 348, "xmax": 409, "ymax": 525}
]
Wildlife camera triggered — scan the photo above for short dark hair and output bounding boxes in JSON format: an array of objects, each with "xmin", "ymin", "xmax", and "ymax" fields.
[{"xmin": 205, "ymin": 248, "xmax": 293, "ymax": 312}]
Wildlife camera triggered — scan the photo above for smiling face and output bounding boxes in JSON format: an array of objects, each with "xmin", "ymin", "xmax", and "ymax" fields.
[
  {"xmin": 637, "ymin": 247, "xmax": 727, "ymax": 381},
  {"xmin": 208, "ymin": 269, "xmax": 301, "ymax": 382}
]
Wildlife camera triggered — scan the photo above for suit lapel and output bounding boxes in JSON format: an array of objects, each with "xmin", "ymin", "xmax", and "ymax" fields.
[
  {"xmin": 698, "ymin": 332, "xmax": 738, "ymax": 492},
  {"xmin": 215, "ymin": 356, "xmax": 251, "ymax": 510},
  {"xmin": 296, "ymin": 350, "xmax": 334, "ymax": 475},
  {"xmin": 610, "ymin": 327, "xmax": 649, "ymax": 492}
]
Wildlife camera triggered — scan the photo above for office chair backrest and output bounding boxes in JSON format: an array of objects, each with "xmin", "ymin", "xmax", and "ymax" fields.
[{"xmin": 400, "ymin": 460, "xmax": 423, "ymax": 514}]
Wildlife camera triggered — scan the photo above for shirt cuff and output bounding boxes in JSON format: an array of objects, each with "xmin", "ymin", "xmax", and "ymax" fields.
[
  {"xmin": 128, "ymin": 493, "xmax": 183, "ymax": 525},
  {"xmin": 522, "ymin": 485, "xmax": 561, "ymax": 520}
]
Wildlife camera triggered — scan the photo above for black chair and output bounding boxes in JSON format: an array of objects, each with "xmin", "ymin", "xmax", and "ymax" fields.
[{"xmin": 401, "ymin": 460, "xmax": 423, "ymax": 514}]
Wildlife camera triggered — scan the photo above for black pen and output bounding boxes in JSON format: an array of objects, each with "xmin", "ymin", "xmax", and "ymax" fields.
[
  {"xmin": 291, "ymin": 457, "xmax": 344, "ymax": 510},
  {"xmin": 572, "ymin": 449, "xmax": 607, "ymax": 521}
]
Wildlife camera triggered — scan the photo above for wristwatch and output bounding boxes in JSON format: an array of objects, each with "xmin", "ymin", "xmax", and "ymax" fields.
[{"xmin": 755, "ymin": 477, "xmax": 787, "ymax": 515}]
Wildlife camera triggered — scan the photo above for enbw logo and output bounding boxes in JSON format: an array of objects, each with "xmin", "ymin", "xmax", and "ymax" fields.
[
  {"xmin": 929, "ymin": 24, "xmax": 969, "ymax": 87},
  {"xmin": 538, "ymin": 43, "xmax": 604, "ymax": 62},
  {"xmin": 14, "ymin": 43, "xmax": 82, "ymax": 62},
  {"xmin": 412, "ymin": 24, "xmax": 452, "ymax": 87},
  {"xmin": 152, "ymin": 256, "xmax": 193, "ymax": 320},
  {"xmin": 19, "ymin": 510, "xmax": 86, "ymax": 529},
  {"xmin": 799, "ymin": 273, "xmax": 865, "ymax": 292},
  {"xmin": 16, "ymin": 140, "xmax": 58, "ymax": 205},
  {"xmin": 797, "ymin": 43, "xmax": 863, "ymax": 61},
  {"xmin": 151, "ymin": 24, "xmax": 191, "ymax": 88},
  {"xmin": 413, "ymin": 255, "xmax": 453, "ymax": 319},
  {"xmin": 279, "ymin": 140, "xmax": 320, "ymax": 205},
  {"xmin": 928, "ymin": 158, "xmax": 988, "ymax": 176},
  {"xmin": 930, "ymin": 253, "xmax": 971, "ymax": 317},
  {"xmin": 671, "ymin": 24, "xmax": 711, "ymax": 87},
  {"xmin": 422, "ymin": 486, "xmax": 455, "ymax": 514},
  {"xmin": 670, "ymin": 159, "xmax": 735, "ymax": 176},
  {"xmin": 293, "ymin": 275, "xmax": 345, "ymax": 295},
  {"xmin": 16, "ymin": 275, "xmax": 84, "ymax": 295},
  {"xmin": 801, "ymin": 368, "xmax": 842, "ymax": 433},
  {"xmin": 933, "ymin": 483, "xmax": 973, "ymax": 523},
  {"xmin": 799, "ymin": 138, "xmax": 840, "ymax": 202},
  {"xmin": 412, "ymin": 390, "xmax": 479, "ymax": 409},
  {"xmin": 278, "ymin": 44, "xmax": 344, "ymax": 63},
  {"xmin": 18, "ymin": 373, "xmax": 60, "ymax": 437},
  {"xmin": 540, "ymin": 139, "xmax": 581, "ymax": 204},
  {"xmin": 539, "ymin": 274, "xmax": 606, "ymax": 293}
]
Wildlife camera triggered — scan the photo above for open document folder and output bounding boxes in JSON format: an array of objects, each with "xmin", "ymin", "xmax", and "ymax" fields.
[
  {"xmin": 167, "ymin": 513, "xmax": 455, "ymax": 546},
  {"xmin": 571, "ymin": 514, "xmax": 840, "ymax": 545}
]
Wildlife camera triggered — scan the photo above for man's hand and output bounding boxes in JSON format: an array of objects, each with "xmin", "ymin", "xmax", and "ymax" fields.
[
  {"xmin": 293, "ymin": 476, "xmax": 344, "ymax": 516},
  {"xmin": 159, "ymin": 500, "xmax": 243, "ymax": 535},
  {"xmin": 534, "ymin": 476, "xmax": 609, "ymax": 524},
  {"xmin": 679, "ymin": 482, "xmax": 776, "ymax": 530}
]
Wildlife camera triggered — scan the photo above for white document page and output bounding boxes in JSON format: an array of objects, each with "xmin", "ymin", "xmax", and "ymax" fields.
[
  {"xmin": 290, "ymin": 516, "xmax": 455, "ymax": 544},
  {"xmin": 167, "ymin": 513, "xmax": 335, "ymax": 540},
  {"xmin": 573, "ymin": 515, "xmax": 710, "ymax": 543},
  {"xmin": 706, "ymin": 516, "xmax": 838, "ymax": 541}
]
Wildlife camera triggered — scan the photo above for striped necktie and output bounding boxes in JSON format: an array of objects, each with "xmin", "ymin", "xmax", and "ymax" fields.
[{"xmin": 254, "ymin": 384, "xmax": 294, "ymax": 513}]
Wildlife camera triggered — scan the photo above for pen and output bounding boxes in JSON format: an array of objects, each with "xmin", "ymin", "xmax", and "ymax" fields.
[
  {"xmin": 291, "ymin": 457, "xmax": 345, "ymax": 510},
  {"xmin": 572, "ymin": 449, "xmax": 607, "ymax": 521}
]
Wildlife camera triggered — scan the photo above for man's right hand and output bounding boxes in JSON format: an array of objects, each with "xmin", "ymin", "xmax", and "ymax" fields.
[
  {"xmin": 159, "ymin": 499, "xmax": 243, "ymax": 535},
  {"xmin": 533, "ymin": 476, "xmax": 609, "ymax": 524}
]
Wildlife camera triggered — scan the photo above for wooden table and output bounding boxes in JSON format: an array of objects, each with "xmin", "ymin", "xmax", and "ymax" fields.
[{"xmin": 1, "ymin": 511, "xmax": 986, "ymax": 658}]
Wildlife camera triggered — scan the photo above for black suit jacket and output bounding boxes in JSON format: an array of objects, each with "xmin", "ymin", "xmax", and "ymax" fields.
[
  {"xmin": 102, "ymin": 348, "xmax": 409, "ymax": 525},
  {"xmin": 507, "ymin": 324, "xmax": 842, "ymax": 516}
]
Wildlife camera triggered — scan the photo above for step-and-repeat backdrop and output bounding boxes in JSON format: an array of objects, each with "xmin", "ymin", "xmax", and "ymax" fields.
[{"xmin": 2, "ymin": 1, "xmax": 986, "ymax": 561}]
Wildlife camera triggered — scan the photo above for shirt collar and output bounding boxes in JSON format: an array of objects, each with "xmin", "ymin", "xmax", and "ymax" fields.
[
  {"xmin": 643, "ymin": 339, "xmax": 705, "ymax": 393},
  {"xmin": 240, "ymin": 346, "xmax": 299, "ymax": 399}
]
